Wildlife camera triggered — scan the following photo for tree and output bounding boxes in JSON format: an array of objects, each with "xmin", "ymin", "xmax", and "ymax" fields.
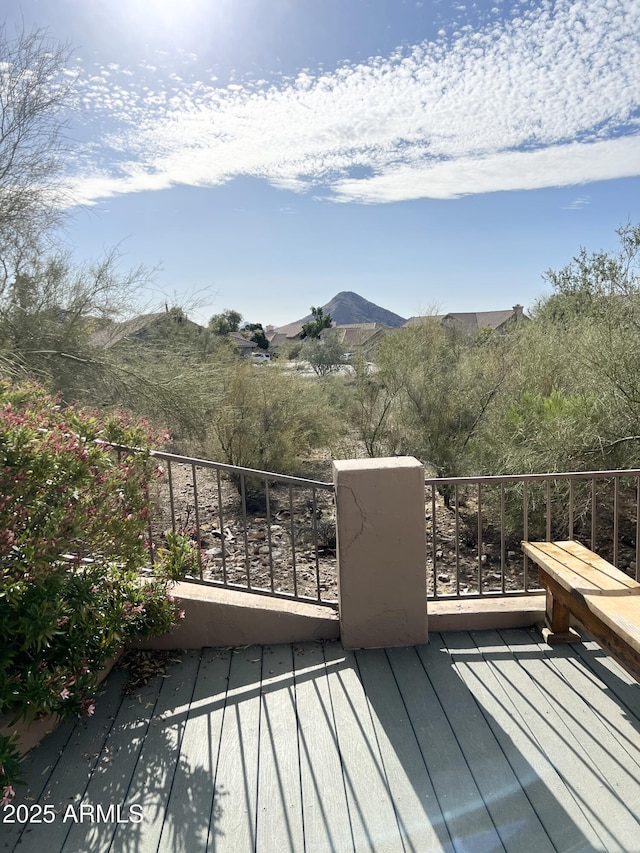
[
  {"xmin": 301, "ymin": 306, "xmax": 332, "ymax": 339},
  {"xmin": 301, "ymin": 330, "xmax": 346, "ymax": 376},
  {"xmin": 350, "ymin": 352, "xmax": 400, "ymax": 457},
  {"xmin": 533, "ymin": 223, "xmax": 640, "ymax": 329},
  {"xmin": 242, "ymin": 322, "xmax": 269, "ymax": 350},
  {"xmin": 0, "ymin": 26, "xmax": 76, "ymax": 289},
  {"xmin": 372, "ymin": 318, "xmax": 511, "ymax": 477},
  {"xmin": 208, "ymin": 309, "xmax": 242, "ymax": 336},
  {"xmin": 0, "ymin": 249, "xmax": 153, "ymax": 393},
  {"xmin": 475, "ymin": 222, "xmax": 640, "ymax": 477},
  {"xmin": 0, "ymin": 26, "xmax": 236, "ymax": 463},
  {"xmin": 207, "ymin": 359, "xmax": 341, "ymax": 478}
]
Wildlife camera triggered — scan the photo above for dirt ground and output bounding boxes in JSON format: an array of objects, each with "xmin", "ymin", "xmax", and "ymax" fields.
[
  {"xmin": 150, "ymin": 461, "xmax": 339, "ymax": 602},
  {"xmin": 147, "ymin": 459, "xmax": 572, "ymax": 602}
]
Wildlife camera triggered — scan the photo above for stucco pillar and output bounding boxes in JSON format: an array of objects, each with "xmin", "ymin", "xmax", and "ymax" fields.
[{"xmin": 333, "ymin": 457, "xmax": 428, "ymax": 649}]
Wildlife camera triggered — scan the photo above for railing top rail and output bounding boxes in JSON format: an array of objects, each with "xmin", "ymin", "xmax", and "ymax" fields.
[
  {"xmin": 425, "ymin": 468, "xmax": 640, "ymax": 486},
  {"xmin": 98, "ymin": 441, "xmax": 334, "ymax": 490}
]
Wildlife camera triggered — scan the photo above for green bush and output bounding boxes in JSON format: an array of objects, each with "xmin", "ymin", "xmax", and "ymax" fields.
[
  {"xmin": 208, "ymin": 360, "xmax": 342, "ymax": 478},
  {"xmin": 0, "ymin": 381, "xmax": 185, "ymax": 803}
]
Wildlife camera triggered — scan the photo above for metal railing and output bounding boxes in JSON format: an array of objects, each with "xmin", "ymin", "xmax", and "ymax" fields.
[
  {"xmin": 107, "ymin": 444, "xmax": 640, "ymax": 606},
  {"xmin": 123, "ymin": 447, "xmax": 338, "ymax": 607},
  {"xmin": 425, "ymin": 468, "xmax": 640, "ymax": 600}
]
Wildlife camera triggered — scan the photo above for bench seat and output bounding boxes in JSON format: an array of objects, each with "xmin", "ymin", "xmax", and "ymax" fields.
[{"xmin": 522, "ymin": 540, "xmax": 640, "ymax": 682}]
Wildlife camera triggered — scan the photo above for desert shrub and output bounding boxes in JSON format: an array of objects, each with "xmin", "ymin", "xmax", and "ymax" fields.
[
  {"xmin": 300, "ymin": 331, "xmax": 346, "ymax": 376},
  {"xmin": 370, "ymin": 319, "xmax": 512, "ymax": 475},
  {"xmin": 208, "ymin": 360, "xmax": 343, "ymax": 479},
  {"xmin": 0, "ymin": 381, "xmax": 186, "ymax": 802}
]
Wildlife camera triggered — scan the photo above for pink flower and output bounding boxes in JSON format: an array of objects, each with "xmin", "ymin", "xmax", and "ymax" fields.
[
  {"xmin": 178, "ymin": 609, "xmax": 186, "ymax": 621},
  {"xmin": 2, "ymin": 786, "xmax": 16, "ymax": 807},
  {"xmin": 60, "ymin": 688, "xmax": 71, "ymax": 700},
  {"xmin": 81, "ymin": 698, "xmax": 96, "ymax": 717}
]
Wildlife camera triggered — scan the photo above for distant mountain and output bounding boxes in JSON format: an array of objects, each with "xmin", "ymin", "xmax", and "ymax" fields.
[{"xmin": 297, "ymin": 291, "xmax": 406, "ymax": 328}]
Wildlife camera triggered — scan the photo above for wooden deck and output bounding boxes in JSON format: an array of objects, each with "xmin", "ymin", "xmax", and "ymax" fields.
[{"xmin": 4, "ymin": 629, "xmax": 640, "ymax": 852}]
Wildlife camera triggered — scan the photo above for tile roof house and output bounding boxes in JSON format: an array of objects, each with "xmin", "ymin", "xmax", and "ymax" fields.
[
  {"xmin": 265, "ymin": 323, "xmax": 305, "ymax": 348},
  {"xmin": 322, "ymin": 322, "xmax": 390, "ymax": 348},
  {"xmin": 404, "ymin": 304, "xmax": 526, "ymax": 334},
  {"xmin": 228, "ymin": 331, "xmax": 258, "ymax": 354},
  {"xmin": 267, "ymin": 321, "xmax": 390, "ymax": 351}
]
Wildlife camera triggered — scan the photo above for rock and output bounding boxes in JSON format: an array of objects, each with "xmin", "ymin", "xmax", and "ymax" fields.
[{"xmin": 438, "ymin": 573, "xmax": 450, "ymax": 583}]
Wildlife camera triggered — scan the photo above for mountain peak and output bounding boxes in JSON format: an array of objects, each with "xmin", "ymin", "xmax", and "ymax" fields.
[{"xmin": 296, "ymin": 292, "xmax": 406, "ymax": 328}]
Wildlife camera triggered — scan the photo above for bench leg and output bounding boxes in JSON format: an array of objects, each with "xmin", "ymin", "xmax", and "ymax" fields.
[{"xmin": 541, "ymin": 589, "xmax": 581, "ymax": 645}]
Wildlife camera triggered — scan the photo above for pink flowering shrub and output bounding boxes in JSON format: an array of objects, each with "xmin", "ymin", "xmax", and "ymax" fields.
[{"xmin": 0, "ymin": 381, "xmax": 184, "ymax": 798}]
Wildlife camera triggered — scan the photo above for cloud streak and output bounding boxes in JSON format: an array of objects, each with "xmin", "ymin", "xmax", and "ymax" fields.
[{"xmin": 66, "ymin": 0, "xmax": 640, "ymax": 206}]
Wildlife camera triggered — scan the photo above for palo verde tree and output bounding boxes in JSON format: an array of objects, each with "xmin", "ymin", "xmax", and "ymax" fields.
[
  {"xmin": 0, "ymin": 25, "xmax": 147, "ymax": 395},
  {"xmin": 0, "ymin": 24, "xmax": 211, "ymax": 436},
  {"xmin": 301, "ymin": 329, "xmax": 346, "ymax": 376},
  {"xmin": 0, "ymin": 25, "xmax": 76, "ymax": 288},
  {"xmin": 371, "ymin": 317, "xmax": 512, "ymax": 478},
  {"xmin": 477, "ymin": 222, "xmax": 640, "ymax": 477},
  {"xmin": 207, "ymin": 358, "xmax": 342, "ymax": 478}
]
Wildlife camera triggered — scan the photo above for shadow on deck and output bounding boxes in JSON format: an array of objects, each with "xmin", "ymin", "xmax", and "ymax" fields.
[{"xmin": 4, "ymin": 630, "xmax": 640, "ymax": 852}]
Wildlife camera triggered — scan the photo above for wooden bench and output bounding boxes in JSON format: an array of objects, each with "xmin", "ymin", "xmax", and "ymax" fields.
[{"xmin": 522, "ymin": 540, "xmax": 640, "ymax": 682}]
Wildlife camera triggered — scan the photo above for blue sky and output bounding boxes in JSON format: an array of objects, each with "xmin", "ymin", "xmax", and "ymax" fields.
[{"xmin": 5, "ymin": 0, "xmax": 640, "ymax": 326}]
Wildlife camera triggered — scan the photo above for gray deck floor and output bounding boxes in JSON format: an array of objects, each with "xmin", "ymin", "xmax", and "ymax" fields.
[{"xmin": 4, "ymin": 629, "xmax": 640, "ymax": 852}]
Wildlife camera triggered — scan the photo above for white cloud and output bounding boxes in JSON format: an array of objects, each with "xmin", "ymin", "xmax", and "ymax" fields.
[
  {"xmin": 561, "ymin": 194, "xmax": 591, "ymax": 210},
  {"xmin": 330, "ymin": 137, "xmax": 640, "ymax": 202},
  {"xmin": 66, "ymin": 0, "xmax": 640, "ymax": 206}
]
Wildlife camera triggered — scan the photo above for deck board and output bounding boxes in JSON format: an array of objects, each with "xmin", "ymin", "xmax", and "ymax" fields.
[
  {"xmin": 502, "ymin": 628, "xmax": 640, "ymax": 852},
  {"xmin": 108, "ymin": 649, "xmax": 201, "ymax": 853},
  {"xmin": 293, "ymin": 642, "xmax": 353, "ymax": 853},
  {"xmin": 540, "ymin": 639, "xmax": 640, "ymax": 774},
  {"xmin": 61, "ymin": 668, "xmax": 167, "ymax": 853},
  {"xmin": 438, "ymin": 631, "xmax": 554, "ymax": 853},
  {"xmin": 5, "ymin": 631, "xmax": 640, "ymax": 853},
  {"xmin": 323, "ymin": 641, "xmax": 404, "ymax": 853},
  {"xmin": 212, "ymin": 646, "xmax": 263, "ymax": 852},
  {"xmin": 157, "ymin": 647, "xmax": 231, "ymax": 852},
  {"xmin": 475, "ymin": 628, "xmax": 611, "ymax": 850},
  {"xmin": 8, "ymin": 668, "xmax": 130, "ymax": 853},
  {"xmin": 355, "ymin": 647, "xmax": 454, "ymax": 853},
  {"xmin": 255, "ymin": 645, "xmax": 304, "ymax": 853},
  {"xmin": 447, "ymin": 630, "xmax": 604, "ymax": 852},
  {"xmin": 388, "ymin": 642, "xmax": 504, "ymax": 851}
]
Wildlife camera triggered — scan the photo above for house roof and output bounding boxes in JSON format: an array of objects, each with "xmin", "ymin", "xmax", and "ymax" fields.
[
  {"xmin": 323, "ymin": 323, "xmax": 390, "ymax": 347},
  {"xmin": 404, "ymin": 305, "xmax": 526, "ymax": 332},
  {"xmin": 270, "ymin": 322, "xmax": 305, "ymax": 340},
  {"xmin": 266, "ymin": 332, "xmax": 291, "ymax": 348},
  {"xmin": 228, "ymin": 331, "xmax": 258, "ymax": 349}
]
